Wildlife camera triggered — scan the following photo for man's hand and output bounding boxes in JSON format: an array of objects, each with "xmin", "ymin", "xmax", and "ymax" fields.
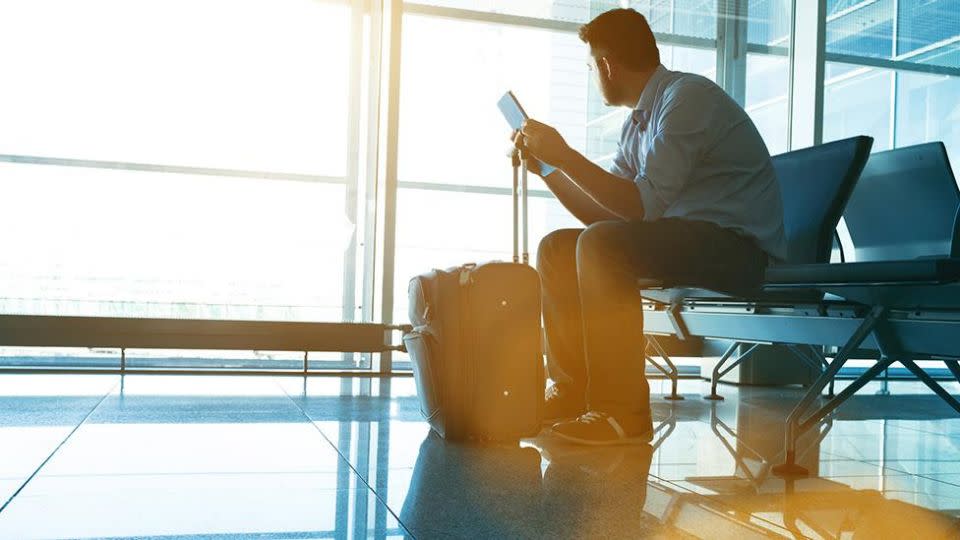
[
  {"xmin": 510, "ymin": 130, "xmax": 546, "ymax": 176},
  {"xmin": 518, "ymin": 119, "xmax": 573, "ymax": 170}
]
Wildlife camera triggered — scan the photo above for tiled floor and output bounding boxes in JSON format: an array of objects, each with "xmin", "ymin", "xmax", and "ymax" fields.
[{"xmin": 1, "ymin": 374, "xmax": 959, "ymax": 539}]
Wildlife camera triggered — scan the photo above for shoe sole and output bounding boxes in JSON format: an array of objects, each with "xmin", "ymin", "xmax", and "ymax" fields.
[{"xmin": 550, "ymin": 429, "xmax": 653, "ymax": 446}]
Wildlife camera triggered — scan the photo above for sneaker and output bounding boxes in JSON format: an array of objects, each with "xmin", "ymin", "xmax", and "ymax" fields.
[
  {"xmin": 543, "ymin": 383, "xmax": 585, "ymax": 424},
  {"xmin": 550, "ymin": 411, "xmax": 653, "ymax": 446}
]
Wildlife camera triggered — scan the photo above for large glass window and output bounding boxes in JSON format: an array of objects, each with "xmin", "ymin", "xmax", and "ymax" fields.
[
  {"xmin": 0, "ymin": 164, "xmax": 352, "ymax": 321},
  {"xmin": 5, "ymin": 1, "xmax": 955, "ymax": 374},
  {"xmin": 823, "ymin": 0, "xmax": 960, "ymax": 163},
  {"xmin": 0, "ymin": 0, "xmax": 367, "ymax": 328},
  {"xmin": 745, "ymin": 0, "xmax": 793, "ymax": 155},
  {"xmin": 824, "ymin": 64, "xmax": 894, "ymax": 151},
  {"xmin": 394, "ymin": 14, "xmax": 585, "ymax": 326},
  {"xmin": 895, "ymin": 71, "xmax": 960, "ymax": 155},
  {"xmin": 0, "ymin": 0, "xmax": 350, "ymax": 175},
  {"xmin": 397, "ymin": 15, "xmax": 590, "ymax": 188},
  {"xmin": 631, "ymin": 0, "xmax": 719, "ymax": 40}
]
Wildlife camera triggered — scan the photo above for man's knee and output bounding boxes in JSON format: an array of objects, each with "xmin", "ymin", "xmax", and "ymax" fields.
[
  {"xmin": 537, "ymin": 228, "xmax": 582, "ymax": 271},
  {"xmin": 576, "ymin": 220, "xmax": 635, "ymax": 261}
]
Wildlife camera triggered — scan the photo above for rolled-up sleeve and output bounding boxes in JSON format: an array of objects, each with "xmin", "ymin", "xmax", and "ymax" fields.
[
  {"xmin": 636, "ymin": 83, "xmax": 715, "ymax": 220},
  {"xmin": 609, "ymin": 148, "xmax": 635, "ymax": 179},
  {"xmin": 608, "ymin": 119, "xmax": 637, "ymax": 180}
]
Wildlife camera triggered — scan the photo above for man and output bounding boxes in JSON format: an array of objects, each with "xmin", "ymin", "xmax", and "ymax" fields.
[{"xmin": 514, "ymin": 8, "xmax": 786, "ymax": 445}]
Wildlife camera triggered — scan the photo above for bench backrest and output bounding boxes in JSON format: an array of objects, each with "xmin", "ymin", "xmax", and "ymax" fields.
[
  {"xmin": 842, "ymin": 142, "xmax": 960, "ymax": 262},
  {"xmin": 773, "ymin": 136, "xmax": 873, "ymax": 264},
  {"xmin": 954, "ymin": 205, "xmax": 960, "ymax": 258}
]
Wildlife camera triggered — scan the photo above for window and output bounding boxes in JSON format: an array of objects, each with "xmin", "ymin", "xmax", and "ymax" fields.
[
  {"xmin": 823, "ymin": 0, "xmax": 960, "ymax": 164},
  {"xmin": 824, "ymin": 63, "xmax": 894, "ymax": 151},
  {"xmin": 745, "ymin": 0, "xmax": 793, "ymax": 155},
  {"xmin": 394, "ymin": 14, "xmax": 585, "ymax": 326},
  {"xmin": 0, "ymin": 0, "xmax": 368, "ymax": 327},
  {"xmin": 5, "ymin": 1, "xmax": 954, "ymax": 374},
  {"xmin": 0, "ymin": 0, "xmax": 351, "ymax": 175}
]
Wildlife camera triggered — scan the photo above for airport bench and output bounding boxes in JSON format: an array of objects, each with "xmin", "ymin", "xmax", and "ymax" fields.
[{"xmin": 640, "ymin": 140, "xmax": 960, "ymax": 475}]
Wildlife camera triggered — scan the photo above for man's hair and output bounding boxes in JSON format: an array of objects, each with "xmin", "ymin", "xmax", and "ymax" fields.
[{"xmin": 578, "ymin": 8, "xmax": 660, "ymax": 71}]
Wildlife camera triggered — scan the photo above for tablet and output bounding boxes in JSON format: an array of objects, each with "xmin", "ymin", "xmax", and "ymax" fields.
[{"xmin": 497, "ymin": 91, "xmax": 557, "ymax": 176}]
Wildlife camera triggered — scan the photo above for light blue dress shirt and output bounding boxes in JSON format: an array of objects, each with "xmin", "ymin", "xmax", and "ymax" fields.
[{"xmin": 610, "ymin": 65, "xmax": 787, "ymax": 261}]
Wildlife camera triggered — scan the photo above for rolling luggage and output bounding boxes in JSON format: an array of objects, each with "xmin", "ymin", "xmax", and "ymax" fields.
[{"xmin": 404, "ymin": 149, "xmax": 544, "ymax": 441}]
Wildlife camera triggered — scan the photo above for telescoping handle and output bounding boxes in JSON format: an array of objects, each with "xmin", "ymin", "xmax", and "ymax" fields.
[
  {"xmin": 512, "ymin": 149, "xmax": 520, "ymax": 263},
  {"xmin": 511, "ymin": 147, "xmax": 530, "ymax": 265}
]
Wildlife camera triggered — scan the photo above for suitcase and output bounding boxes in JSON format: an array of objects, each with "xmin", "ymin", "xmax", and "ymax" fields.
[{"xmin": 403, "ymin": 148, "xmax": 544, "ymax": 441}]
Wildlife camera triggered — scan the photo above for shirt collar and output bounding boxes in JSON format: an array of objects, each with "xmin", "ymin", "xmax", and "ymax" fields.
[{"xmin": 632, "ymin": 64, "xmax": 668, "ymax": 129}]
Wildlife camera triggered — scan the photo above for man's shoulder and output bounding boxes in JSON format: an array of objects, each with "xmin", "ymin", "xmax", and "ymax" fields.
[{"xmin": 660, "ymin": 71, "xmax": 721, "ymax": 102}]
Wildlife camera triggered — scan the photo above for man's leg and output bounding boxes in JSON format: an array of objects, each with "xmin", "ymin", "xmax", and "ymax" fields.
[
  {"xmin": 552, "ymin": 219, "xmax": 769, "ymax": 444},
  {"xmin": 576, "ymin": 221, "xmax": 651, "ymax": 426},
  {"xmin": 537, "ymin": 229, "xmax": 588, "ymax": 419}
]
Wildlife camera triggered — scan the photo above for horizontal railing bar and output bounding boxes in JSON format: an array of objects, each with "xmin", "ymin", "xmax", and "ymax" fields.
[
  {"xmin": 0, "ymin": 367, "xmax": 411, "ymax": 377},
  {"xmin": 0, "ymin": 154, "xmax": 347, "ymax": 184},
  {"xmin": 745, "ymin": 43, "xmax": 789, "ymax": 56},
  {"xmin": 824, "ymin": 52, "xmax": 960, "ymax": 77},
  {"xmin": 0, "ymin": 315, "xmax": 407, "ymax": 353},
  {"xmin": 402, "ymin": 3, "xmax": 718, "ymax": 50}
]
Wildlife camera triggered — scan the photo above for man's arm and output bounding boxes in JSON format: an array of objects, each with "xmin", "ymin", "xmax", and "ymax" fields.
[
  {"xmin": 520, "ymin": 120, "xmax": 645, "ymax": 221},
  {"xmin": 512, "ymin": 130, "xmax": 619, "ymax": 225},
  {"xmin": 540, "ymin": 169, "xmax": 621, "ymax": 225},
  {"xmin": 555, "ymin": 151, "xmax": 645, "ymax": 221}
]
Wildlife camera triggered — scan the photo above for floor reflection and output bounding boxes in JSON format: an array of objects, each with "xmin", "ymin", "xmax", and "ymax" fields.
[{"xmin": 1, "ymin": 375, "xmax": 959, "ymax": 538}]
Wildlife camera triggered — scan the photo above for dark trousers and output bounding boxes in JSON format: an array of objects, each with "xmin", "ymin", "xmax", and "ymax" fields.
[{"xmin": 537, "ymin": 218, "xmax": 769, "ymax": 418}]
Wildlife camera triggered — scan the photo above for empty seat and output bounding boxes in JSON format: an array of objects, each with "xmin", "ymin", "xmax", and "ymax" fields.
[
  {"xmin": 842, "ymin": 142, "xmax": 959, "ymax": 262},
  {"xmin": 765, "ymin": 146, "xmax": 960, "ymax": 309}
]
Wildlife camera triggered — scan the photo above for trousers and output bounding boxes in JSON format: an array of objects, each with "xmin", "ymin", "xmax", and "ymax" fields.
[{"xmin": 537, "ymin": 218, "xmax": 770, "ymax": 416}]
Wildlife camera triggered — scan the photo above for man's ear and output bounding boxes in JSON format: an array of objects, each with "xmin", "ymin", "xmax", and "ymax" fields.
[{"xmin": 599, "ymin": 56, "xmax": 614, "ymax": 80}]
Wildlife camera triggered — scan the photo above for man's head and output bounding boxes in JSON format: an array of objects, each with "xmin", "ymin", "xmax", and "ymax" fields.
[{"xmin": 579, "ymin": 8, "xmax": 660, "ymax": 107}]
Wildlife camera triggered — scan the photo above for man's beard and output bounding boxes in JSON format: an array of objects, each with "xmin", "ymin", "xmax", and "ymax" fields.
[{"xmin": 599, "ymin": 76, "xmax": 624, "ymax": 107}]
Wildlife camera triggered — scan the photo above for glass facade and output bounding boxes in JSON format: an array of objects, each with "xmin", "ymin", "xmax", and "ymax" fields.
[
  {"xmin": 0, "ymin": 0, "xmax": 367, "ymax": 331},
  {"xmin": 0, "ymin": 1, "xmax": 957, "ymax": 371},
  {"xmin": 823, "ymin": 0, "xmax": 960, "ymax": 164}
]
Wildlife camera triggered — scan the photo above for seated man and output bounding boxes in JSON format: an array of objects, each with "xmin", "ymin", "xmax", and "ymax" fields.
[{"xmin": 514, "ymin": 8, "xmax": 786, "ymax": 445}]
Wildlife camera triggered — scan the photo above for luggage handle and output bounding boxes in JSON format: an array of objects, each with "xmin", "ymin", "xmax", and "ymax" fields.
[{"xmin": 511, "ymin": 147, "xmax": 529, "ymax": 265}]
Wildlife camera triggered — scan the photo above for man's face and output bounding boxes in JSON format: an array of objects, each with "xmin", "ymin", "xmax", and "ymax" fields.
[{"xmin": 588, "ymin": 48, "xmax": 624, "ymax": 107}]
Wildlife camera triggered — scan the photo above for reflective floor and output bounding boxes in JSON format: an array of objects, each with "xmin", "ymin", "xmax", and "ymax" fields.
[{"xmin": 1, "ymin": 374, "xmax": 959, "ymax": 539}]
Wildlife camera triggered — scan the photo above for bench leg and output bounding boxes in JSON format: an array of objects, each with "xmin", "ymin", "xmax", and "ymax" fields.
[
  {"xmin": 772, "ymin": 305, "xmax": 886, "ymax": 477},
  {"xmin": 945, "ymin": 360, "xmax": 960, "ymax": 384},
  {"xmin": 703, "ymin": 342, "xmax": 759, "ymax": 401},
  {"xmin": 646, "ymin": 336, "xmax": 685, "ymax": 400},
  {"xmin": 786, "ymin": 344, "xmax": 833, "ymax": 396},
  {"xmin": 807, "ymin": 345, "xmax": 835, "ymax": 398},
  {"xmin": 876, "ymin": 367, "xmax": 891, "ymax": 396},
  {"xmin": 899, "ymin": 359, "xmax": 960, "ymax": 414}
]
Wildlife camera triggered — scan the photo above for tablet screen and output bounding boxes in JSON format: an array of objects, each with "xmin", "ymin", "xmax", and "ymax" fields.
[{"xmin": 497, "ymin": 91, "xmax": 557, "ymax": 176}]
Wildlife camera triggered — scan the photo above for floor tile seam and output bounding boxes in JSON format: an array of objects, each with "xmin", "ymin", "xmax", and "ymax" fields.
[
  {"xmin": 822, "ymin": 447, "xmax": 960, "ymax": 465},
  {"xmin": 912, "ymin": 471, "xmax": 960, "ymax": 489},
  {"xmin": 273, "ymin": 379, "xmax": 416, "ymax": 539},
  {"xmin": 0, "ymin": 377, "xmax": 120, "ymax": 515},
  {"xmin": 818, "ymin": 451, "xmax": 946, "ymax": 479}
]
